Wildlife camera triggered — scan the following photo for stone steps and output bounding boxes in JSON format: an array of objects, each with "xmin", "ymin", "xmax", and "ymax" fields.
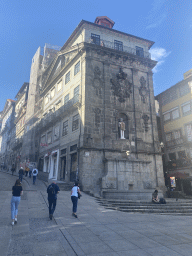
[
  {"xmin": 55, "ymin": 181, "xmax": 74, "ymax": 191},
  {"xmin": 96, "ymin": 198, "xmax": 192, "ymax": 215}
]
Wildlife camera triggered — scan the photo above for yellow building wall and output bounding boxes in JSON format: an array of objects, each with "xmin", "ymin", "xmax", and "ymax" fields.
[{"xmin": 162, "ymin": 92, "xmax": 192, "ymax": 134}]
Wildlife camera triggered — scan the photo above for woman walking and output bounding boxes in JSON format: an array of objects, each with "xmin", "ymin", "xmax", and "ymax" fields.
[
  {"xmin": 11, "ymin": 179, "xmax": 23, "ymax": 226},
  {"xmin": 71, "ymin": 182, "xmax": 81, "ymax": 218}
]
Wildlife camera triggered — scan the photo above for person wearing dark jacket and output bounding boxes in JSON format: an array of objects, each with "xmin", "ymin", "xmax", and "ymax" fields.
[
  {"xmin": 18, "ymin": 167, "xmax": 24, "ymax": 182},
  {"xmin": 47, "ymin": 182, "xmax": 60, "ymax": 220},
  {"xmin": 11, "ymin": 165, "xmax": 16, "ymax": 175}
]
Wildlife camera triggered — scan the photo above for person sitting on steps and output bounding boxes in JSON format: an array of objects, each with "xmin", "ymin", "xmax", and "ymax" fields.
[{"xmin": 152, "ymin": 189, "xmax": 159, "ymax": 204}]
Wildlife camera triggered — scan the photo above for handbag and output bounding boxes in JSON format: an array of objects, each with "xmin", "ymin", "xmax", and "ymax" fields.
[{"xmin": 77, "ymin": 191, "xmax": 81, "ymax": 199}]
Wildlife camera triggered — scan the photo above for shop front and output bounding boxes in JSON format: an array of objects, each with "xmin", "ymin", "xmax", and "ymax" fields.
[
  {"xmin": 167, "ymin": 171, "xmax": 192, "ymax": 196},
  {"xmin": 49, "ymin": 149, "xmax": 59, "ymax": 180}
]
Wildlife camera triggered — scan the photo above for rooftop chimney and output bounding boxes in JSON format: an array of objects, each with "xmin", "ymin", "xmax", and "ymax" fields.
[{"xmin": 94, "ymin": 16, "xmax": 115, "ymax": 29}]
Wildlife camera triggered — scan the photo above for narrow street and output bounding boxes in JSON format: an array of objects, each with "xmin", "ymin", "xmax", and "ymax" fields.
[{"xmin": 1, "ymin": 170, "xmax": 192, "ymax": 256}]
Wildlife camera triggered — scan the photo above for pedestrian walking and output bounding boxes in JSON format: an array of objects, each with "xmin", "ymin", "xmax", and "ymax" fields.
[
  {"xmin": 32, "ymin": 168, "xmax": 38, "ymax": 185},
  {"xmin": 71, "ymin": 181, "xmax": 81, "ymax": 218},
  {"xmin": 25, "ymin": 166, "xmax": 29, "ymax": 177},
  {"xmin": 18, "ymin": 167, "xmax": 24, "ymax": 182},
  {"xmin": 47, "ymin": 181, "xmax": 60, "ymax": 220},
  {"xmin": 29, "ymin": 166, "xmax": 32, "ymax": 178},
  {"xmin": 11, "ymin": 179, "xmax": 23, "ymax": 226},
  {"xmin": 11, "ymin": 165, "xmax": 16, "ymax": 175}
]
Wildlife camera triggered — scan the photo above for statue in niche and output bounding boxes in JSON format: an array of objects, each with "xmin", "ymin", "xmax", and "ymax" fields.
[{"xmin": 118, "ymin": 118, "xmax": 125, "ymax": 139}]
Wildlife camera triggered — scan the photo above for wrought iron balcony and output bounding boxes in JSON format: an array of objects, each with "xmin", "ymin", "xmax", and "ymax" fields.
[
  {"xmin": 86, "ymin": 38, "xmax": 151, "ymax": 59},
  {"xmin": 40, "ymin": 94, "xmax": 81, "ymax": 129},
  {"xmin": 12, "ymin": 137, "xmax": 23, "ymax": 150},
  {"xmin": 166, "ymin": 136, "xmax": 187, "ymax": 148}
]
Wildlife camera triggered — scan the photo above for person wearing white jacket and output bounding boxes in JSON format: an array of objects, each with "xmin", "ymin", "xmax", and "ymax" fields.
[{"xmin": 32, "ymin": 168, "xmax": 38, "ymax": 185}]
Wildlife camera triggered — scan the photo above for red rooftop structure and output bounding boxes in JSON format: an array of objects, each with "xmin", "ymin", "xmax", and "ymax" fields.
[{"xmin": 94, "ymin": 16, "xmax": 115, "ymax": 29}]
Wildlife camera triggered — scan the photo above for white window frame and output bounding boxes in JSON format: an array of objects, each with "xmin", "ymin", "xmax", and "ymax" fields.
[
  {"xmin": 181, "ymin": 101, "xmax": 191, "ymax": 116},
  {"xmin": 57, "ymin": 80, "xmax": 62, "ymax": 92},
  {"xmin": 65, "ymin": 71, "xmax": 70, "ymax": 84},
  {"xmin": 50, "ymin": 87, "xmax": 55, "ymax": 100},
  {"xmin": 64, "ymin": 94, "xmax": 69, "ymax": 105},
  {"xmin": 45, "ymin": 94, "xmax": 49, "ymax": 105},
  {"xmin": 74, "ymin": 61, "xmax": 80, "ymax": 76},
  {"xmin": 163, "ymin": 107, "xmax": 179, "ymax": 122}
]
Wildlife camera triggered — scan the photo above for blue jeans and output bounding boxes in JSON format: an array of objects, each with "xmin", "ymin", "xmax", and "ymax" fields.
[
  {"xmin": 71, "ymin": 196, "xmax": 78, "ymax": 213},
  {"xmin": 11, "ymin": 196, "xmax": 20, "ymax": 219},
  {"xmin": 48, "ymin": 198, "xmax": 57, "ymax": 215},
  {"xmin": 33, "ymin": 176, "xmax": 37, "ymax": 184}
]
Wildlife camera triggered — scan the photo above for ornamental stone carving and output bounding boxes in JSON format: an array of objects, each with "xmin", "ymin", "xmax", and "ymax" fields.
[
  {"xmin": 139, "ymin": 76, "xmax": 148, "ymax": 103},
  {"xmin": 110, "ymin": 68, "xmax": 132, "ymax": 103},
  {"xmin": 142, "ymin": 114, "xmax": 149, "ymax": 132},
  {"xmin": 94, "ymin": 107, "xmax": 101, "ymax": 127},
  {"xmin": 92, "ymin": 66, "xmax": 103, "ymax": 96}
]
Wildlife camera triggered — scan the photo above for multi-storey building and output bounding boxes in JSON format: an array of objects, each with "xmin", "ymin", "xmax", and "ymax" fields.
[
  {"xmin": 0, "ymin": 16, "xmax": 164, "ymax": 198},
  {"xmin": 11, "ymin": 82, "xmax": 29, "ymax": 170},
  {"xmin": 0, "ymin": 99, "xmax": 15, "ymax": 168},
  {"xmin": 32, "ymin": 16, "xmax": 164, "ymax": 198},
  {"xmin": 156, "ymin": 70, "xmax": 192, "ymax": 194}
]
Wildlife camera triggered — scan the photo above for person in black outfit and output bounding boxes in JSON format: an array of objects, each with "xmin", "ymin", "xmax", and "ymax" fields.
[
  {"xmin": 47, "ymin": 181, "xmax": 60, "ymax": 220},
  {"xmin": 18, "ymin": 167, "xmax": 24, "ymax": 182},
  {"xmin": 11, "ymin": 179, "xmax": 23, "ymax": 225},
  {"xmin": 11, "ymin": 165, "xmax": 16, "ymax": 175}
]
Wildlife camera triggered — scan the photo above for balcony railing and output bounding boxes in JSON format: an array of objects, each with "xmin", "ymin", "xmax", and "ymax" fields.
[
  {"xmin": 41, "ymin": 94, "xmax": 81, "ymax": 128},
  {"xmin": 86, "ymin": 38, "xmax": 151, "ymax": 59},
  {"xmin": 12, "ymin": 137, "xmax": 23, "ymax": 150},
  {"xmin": 166, "ymin": 136, "xmax": 187, "ymax": 148}
]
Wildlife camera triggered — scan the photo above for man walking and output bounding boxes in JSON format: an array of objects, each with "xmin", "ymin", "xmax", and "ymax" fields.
[
  {"xmin": 32, "ymin": 168, "xmax": 38, "ymax": 185},
  {"xmin": 11, "ymin": 165, "xmax": 16, "ymax": 175},
  {"xmin": 18, "ymin": 167, "xmax": 24, "ymax": 182},
  {"xmin": 47, "ymin": 181, "xmax": 60, "ymax": 220}
]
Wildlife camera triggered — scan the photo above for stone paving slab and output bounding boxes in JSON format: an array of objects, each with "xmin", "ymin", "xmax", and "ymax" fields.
[{"xmin": 3, "ymin": 170, "xmax": 192, "ymax": 255}]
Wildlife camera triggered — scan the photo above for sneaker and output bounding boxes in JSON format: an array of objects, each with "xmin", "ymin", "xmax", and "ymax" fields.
[
  {"xmin": 49, "ymin": 214, "xmax": 53, "ymax": 220},
  {"xmin": 73, "ymin": 213, "xmax": 78, "ymax": 218},
  {"xmin": 12, "ymin": 221, "xmax": 14, "ymax": 226},
  {"xmin": 14, "ymin": 218, "xmax": 17, "ymax": 224}
]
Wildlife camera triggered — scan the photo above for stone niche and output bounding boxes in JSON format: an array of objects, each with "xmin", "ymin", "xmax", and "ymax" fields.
[{"xmin": 101, "ymin": 157, "xmax": 157, "ymax": 200}]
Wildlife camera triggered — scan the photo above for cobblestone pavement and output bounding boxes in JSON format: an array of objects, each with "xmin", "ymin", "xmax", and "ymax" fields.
[{"xmin": 1, "ymin": 170, "xmax": 192, "ymax": 255}]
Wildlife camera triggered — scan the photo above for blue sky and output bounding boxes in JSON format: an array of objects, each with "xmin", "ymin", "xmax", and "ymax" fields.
[{"xmin": 0, "ymin": 0, "xmax": 191, "ymax": 111}]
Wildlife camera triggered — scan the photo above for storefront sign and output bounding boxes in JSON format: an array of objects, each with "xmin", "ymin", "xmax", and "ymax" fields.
[{"xmin": 170, "ymin": 177, "xmax": 176, "ymax": 188}]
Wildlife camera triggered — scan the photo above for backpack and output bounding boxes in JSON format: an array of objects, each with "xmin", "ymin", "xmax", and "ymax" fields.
[
  {"xmin": 159, "ymin": 198, "xmax": 166, "ymax": 204},
  {"xmin": 48, "ymin": 184, "xmax": 55, "ymax": 195},
  {"xmin": 33, "ymin": 169, "xmax": 37, "ymax": 174}
]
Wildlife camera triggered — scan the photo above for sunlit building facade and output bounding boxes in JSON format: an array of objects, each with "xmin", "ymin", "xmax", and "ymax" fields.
[{"xmin": 156, "ymin": 69, "xmax": 192, "ymax": 194}]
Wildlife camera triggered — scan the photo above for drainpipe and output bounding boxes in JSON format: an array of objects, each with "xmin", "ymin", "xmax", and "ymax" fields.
[
  {"xmin": 147, "ymin": 72, "xmax": 158, "ymax": 187},
  {"xmin": 103, "ymin": 61, "xmax": 106, "ymax": 190},
  {"xmin": 132, "ymin": 68, "xmax": 138, "ymax": 158},
  {"xmin": 76, "ymin": 51, "xmax": 83, "ymax": 181}
]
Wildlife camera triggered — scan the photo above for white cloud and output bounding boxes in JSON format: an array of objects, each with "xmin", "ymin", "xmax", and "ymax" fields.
[
  {"xmin": 146, "ymin": 0, "xmax": 167, "ymax": 29},
  {"xmin": 146, "ymin": 13, "xmax": 166, "ymax": 29},
  {"xmin": 149, "ymin": 47, "xmax": 171, "ymax": 73}
]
